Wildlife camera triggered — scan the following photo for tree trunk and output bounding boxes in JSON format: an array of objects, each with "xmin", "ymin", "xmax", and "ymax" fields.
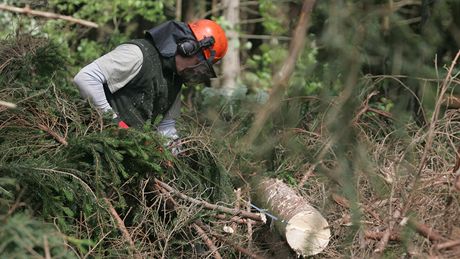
[
  {"xmin": 221, "ymin": 0, "xmax": 240, "ymax": 96},
  {"xmin": 251, "ymin": 177, "xmax": 330, "ymax": 256},
  {"xmin": 244, "ymin": 0, "xmax": 316, "ymax": 145},
  {"xmin": 183, "ymin": 0, "xmax": 205, "ymax": 22}
]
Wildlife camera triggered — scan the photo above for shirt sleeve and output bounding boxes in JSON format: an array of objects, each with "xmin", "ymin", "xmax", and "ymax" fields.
[
  {"xmin": 94, "ymin": 44, "xmax": 143, "ymax": 93},
  {"xmin": 73, "ymin": 61, "xmax": 112, "ymax": 112}
]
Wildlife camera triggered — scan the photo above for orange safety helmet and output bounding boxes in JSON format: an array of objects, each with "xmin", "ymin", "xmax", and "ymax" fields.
[{"xmin": 188, "ymin": 19, "xmax": 228, "ymax": 63}]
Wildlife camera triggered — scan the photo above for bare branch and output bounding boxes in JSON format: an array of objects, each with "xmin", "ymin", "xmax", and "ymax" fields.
[
  {"xmin": 192, "ymin": 223, "xmax": 223, "ymax": 259},
  {"xmin": 103, "ymin": 198, "xmax": 141, "ymax": 259},
  {"xmin": 154, "ymin": 178, "xmax": 265, "ymax": 222},
  {"xmin": 0, "ymin": 4, "xmax": 98, "ymax": 28},
  {"xmin": 244, "ymin": 0, "xmax": 316, "ymax": 145}
]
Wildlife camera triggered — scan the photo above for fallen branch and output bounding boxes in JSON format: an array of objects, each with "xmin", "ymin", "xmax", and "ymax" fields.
[
  {"xmin": 103, "ymin": 198, "xmax": 140, "ymax": 259},
  {"xmin": 367, "ymin": 107, "xmax": 393, "ymax": 119},
  {"xmin": 364, "ymin": 230, "xmax": 400, "ymax": 241},
  {"xmin": 246, "ymin": 194, "xmax": 254, "ymax": 250},
  {"xmin": 37, "ymin": 123, "xmax": 68, "ymax": 146},
  {"xmin": 434, "ymin": 239, "xmax": 460, "ymax": 250},
  {"xmin": 414, "ymin": 50, "xmax": 460, "ymax": 180},
  {"xmin": 196, "ymin": 221, "xmax": 266, "ymax": 259},
  {"xmin": 154, "ymin": 179, "xmax": 265, "ymax": 222},
  {"xmin": 352, "ymin": 91, "xmax": 378, "ymax": 124},
  {"xmin": 154, "ymin": 181, "xmax": 261, "ymax": 257},
  {"xmin": 0, "ymin": 100, "xmax": 17, "ymax": 109},
  {"xmin": 192, "ymin": 222, "xmax": 222, "ymax": 259},
  {"xmin": 373, "ymin": 208, "xmax": 401, "ymax": 256},
  {"xmin": 408, "ymin": 220, "xmax": 445, "ymax": 242},
  {"xmin": 214, "ymin": 234, "xmax": 266, "ymax": 259},
  {"xmin": 0, "ymin": 4, "xmax": 98, "ymax": 28},
  {"xmin": 332, "ymin": 194, "xmax": 445, "ymax": 243},
  {"xmin": 231, "ymin": 188, "xmax": 242, "ymax": 232},
  {"xmin": 452, "ymin": 145, "xmax": 460, "ymax": 191},
  {"xmin": 214, "ymin": 214, "xmax": 258, "ymax": 225},
  {"xmin": 332, "ymin": 193, "xmax": 381, "ymax": 222},
  {"xmin": 43, "ymin": 235, "xmax": 51, "ymax": 259},
  {"xmin": 244, "ymin": 0, "xmax": 316, "ymax": 144}
]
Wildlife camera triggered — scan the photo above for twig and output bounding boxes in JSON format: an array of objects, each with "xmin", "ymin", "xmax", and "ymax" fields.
[
  {"xmin": 364, "ymin": 230, "xmax": 400, "ymax": 241},
  {"xmin": 373, "ymin": 208, "xmax": 401, "ymax": 256},
  {"xmin": 196, "ymin": 221, "xmax": 266, "ymax": 259},
  {"xmin": 415, "ymin": 50, "xmax": 460, "ymax": 179},
  {"xmin": 0, "ymin": 100, "xmax": 17, "ymax": 109},
  {"xmin": 35, "ymin": 168, "xmax": 97, "ymax": 200},
  {"xmin": 332, "ymin": 193, "xmax": 381, "ymax": 222},
  {"xmin": 409, "ymin": 220, "xmax": 445, "ymax": 242},
  {"xmin": 192, "ymin": 223, "xmax": 222, "ymax": 259},
  {"xmin": 154, "ymin": 181, "xmax": 180, "ymax": 207},
  {"xmin": 37, "ymin": 123, "xmax": 68, "ymax": 146},
  {"xmin": 246, "ymin": 194, "xmax": 254, "ymax": 250},
  {"xmin": 154, "ymin": 179, "xmax": 265, "ymax": 222},
  {"xmin": 214, "ymin": 214, "xmax": 257, "ymax": 225},
  {"xmin": 231, "ymin": 188, "xmax": 242, "ymax": 232},
  {"xmin": 298, "ymin": 163, "xmax": 318, "ymax": 187},
  {"xmin": 434, "ymin": 239, "xmax": 460, "ymax": 250},
  {"xmin": 103, "ymin": 198, "xmax": 140, "ymax": 259},
  {"xmin": 367, "ymin": 107, "xmax": 393, "ymax": 119},
  {"xmin": 244, "ymin": 0, "xmax": 316, "ymax": 145},
  {"xmin": 452, "ymin": 146, "xmax": 460, "ymax": 191},
  {"xmin": 0, "ymin": 4, "xmax": 98, "ymax": 28},
  {"xmin": 352, "ymin": 91, "xmax": 378, "ymax": 124},
  {"xmin": 43, "ymin": 235, "xmax": 51, "ymax": 259},
  {"xmin": 214, "ymin": 234, "xmax": 266, "ymax": 259}
]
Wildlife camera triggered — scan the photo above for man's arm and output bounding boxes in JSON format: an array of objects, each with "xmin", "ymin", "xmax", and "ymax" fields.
[
  {"xmin": 73, "ymin": 44, "xmax": 143, "ymax": 116},
  {"xmin": 73, "ymin": 62, "xmax": 112, "ymax": 112}
]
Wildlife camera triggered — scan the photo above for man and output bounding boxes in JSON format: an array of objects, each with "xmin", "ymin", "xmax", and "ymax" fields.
[{"xmin": 74, "ymin": 19, "xmax": 228, "ymax": 142}]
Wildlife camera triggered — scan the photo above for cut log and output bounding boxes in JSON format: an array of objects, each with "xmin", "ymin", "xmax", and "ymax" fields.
[{"xmin": 251, "ymin": 177, "xmax": 330, "ymax": 256}]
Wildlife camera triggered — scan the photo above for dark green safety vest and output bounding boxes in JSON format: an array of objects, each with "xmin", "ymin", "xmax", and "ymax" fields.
[{"xmin": 103, "ymin": 39, "xmax": 182, "ymax": 128}]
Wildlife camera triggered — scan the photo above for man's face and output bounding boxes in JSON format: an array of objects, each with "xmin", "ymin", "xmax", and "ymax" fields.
[
  {"xmin": 177, "ymin": 60, "xmax": 214, "ymax": 84},
  {"xmin": 176, "ymin": 52, "xmax": 216, "ymax": 85}
]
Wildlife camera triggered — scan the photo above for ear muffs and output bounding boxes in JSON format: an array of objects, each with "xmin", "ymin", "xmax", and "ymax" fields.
[
  {"xmin": 177, "ymin": 39, "xmax": 200, "ymax": 57},
  {"xmin": 177, "ymin": 36, "xmax": 215, "ymax": 57}
]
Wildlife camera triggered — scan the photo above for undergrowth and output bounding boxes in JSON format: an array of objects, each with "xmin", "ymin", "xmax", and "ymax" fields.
[{"xmin": 2, "ymin": 30, "xmax": 460, "ymax": 259}]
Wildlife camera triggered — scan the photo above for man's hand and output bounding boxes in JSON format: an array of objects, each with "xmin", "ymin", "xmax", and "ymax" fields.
[{"xmin": 157, "ymin": 119, "xmax": 182, "ymax": 155}]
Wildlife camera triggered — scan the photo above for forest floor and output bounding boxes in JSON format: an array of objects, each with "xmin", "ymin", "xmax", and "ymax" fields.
[{"xmin": 2, "ymin": 32, "xmax": 460, "ymax": 259}]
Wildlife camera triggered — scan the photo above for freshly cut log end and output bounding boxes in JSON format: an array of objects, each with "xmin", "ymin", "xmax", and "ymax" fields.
[
  {"xmin": 285, "ymin": 210, "xmax": 330, "ymax": 256},
  {"xmin": 251, "ymin": 177, "xmax": 331, "ymax": 257}
]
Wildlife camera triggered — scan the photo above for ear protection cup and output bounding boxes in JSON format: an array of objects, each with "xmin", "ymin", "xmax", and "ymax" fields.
[
  {"xmin": 177, "ymin": 36, "xmax": 216, "ymax": 57},
  {"xmin": 177, "ymin": 39, "xmax": 200, "ymax": 57}
]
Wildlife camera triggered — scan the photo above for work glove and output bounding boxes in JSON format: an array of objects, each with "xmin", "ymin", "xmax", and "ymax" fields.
[
  {"xmin": 112, "ymin": 113, "xmax": 129, "ymax": 129},
  {"xmin": 157, "ymin": 119, "xmax": 182, "ymax": 156}
]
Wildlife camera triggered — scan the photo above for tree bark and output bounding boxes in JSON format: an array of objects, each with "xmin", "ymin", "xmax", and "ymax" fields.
[
  {"xmin": 221, "ymin": 0, "xmax": 240, "ymax": 96},
  {"xmin": 251, "ymin": 177, "xmax": 330, "ymax": 256}
]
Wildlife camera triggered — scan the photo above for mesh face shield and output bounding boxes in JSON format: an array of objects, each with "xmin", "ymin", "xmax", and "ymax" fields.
[
  {"xmin": 178, "ymin": 52, "xmax": 216, "ymax": 85},
  {"xmin": 178, "ymin": 60, "xmax": 214, "ymax": 85}
]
